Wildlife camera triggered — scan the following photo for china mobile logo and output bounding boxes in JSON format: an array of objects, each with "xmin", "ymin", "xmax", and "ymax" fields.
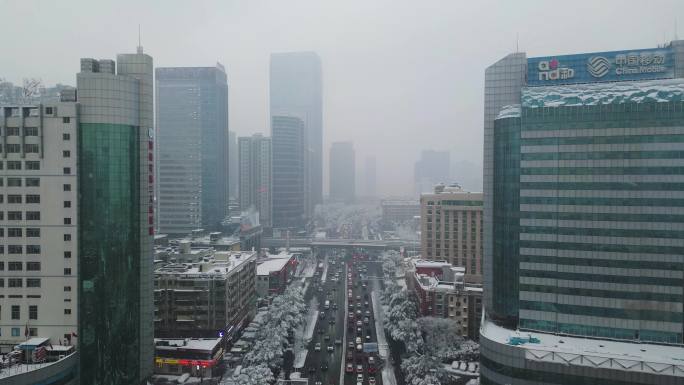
[
  {"xmin": 537, "ymin": 58, "xmax": 574, "ymax": 81},
  {"xmin": 587, "ymin": 56, "xmax": 610, "ymax": 78}
]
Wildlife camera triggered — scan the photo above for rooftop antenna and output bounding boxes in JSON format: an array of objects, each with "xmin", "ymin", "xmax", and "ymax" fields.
[{"xmin": 137, "ymin": 24, "xmax": 143, "ymax": 54}]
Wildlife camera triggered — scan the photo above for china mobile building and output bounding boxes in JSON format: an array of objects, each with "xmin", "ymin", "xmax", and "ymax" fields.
[
  {"xmin": 482, "ymin": 40, "xmax": 684, "ymax": 385},
  {"xmin": 77, "ymin": 48, "xmax": 155, "ymax": 384}
]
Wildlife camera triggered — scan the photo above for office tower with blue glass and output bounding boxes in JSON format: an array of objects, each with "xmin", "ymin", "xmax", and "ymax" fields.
[
  {"xmin": 329, "ymin": 141, "xmax": 356, "ymax": 203},
  {"xmin": 155, "ymin": 65, "xmax": 228, "ymax": 235},
  {"xmin": 270, "ymin": 52, "xmax": 322, "ymax": 224},
  {"xmin": 481, "ymin": 40, "xmax": 684, "ymax": 385},
  {"xmin": 77, "ymin": 47, "xmax": 154, "ymax": 385},
  {"xmin": 271, "ymin": 115, "xmax": 306, "ymax": 229},
  {"xmin": 238, "ymin": 134, "xmax": 272, "ymax": 228}
]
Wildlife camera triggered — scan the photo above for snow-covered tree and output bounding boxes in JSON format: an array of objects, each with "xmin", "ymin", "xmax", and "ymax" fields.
[
  {"xmin": 417, "ymin": 317, "xmax": 468, "ymax": 361},
  {"xmin": 231, "ymin": 363, "xmax": 274, "ymax": 385},
  {"xmin": 401, "ymin": 354, "xmax": 445, "ymax": 385}
]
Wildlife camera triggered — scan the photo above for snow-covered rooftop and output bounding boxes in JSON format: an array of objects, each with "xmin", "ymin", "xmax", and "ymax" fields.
[
  {"xmin": 155, "ymin": 338, "xmax": 221, "ymax": 352},
  {"xmin": 481, "ymin": 319, "xmax": 684, "ymax": 375},
  {"xmin": 257, "ymin": 257, "xmax": 291, "ymax": 275},
  {"xmin": 522, "ymin": 78, "xmax": 684, "ymax": 108},
  {"xmin": 154, "ymin": 251, "xmax": 256, "ymax": 276}
]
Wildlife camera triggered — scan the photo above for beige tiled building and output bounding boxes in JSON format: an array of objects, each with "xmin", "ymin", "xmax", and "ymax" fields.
[{"xmin": 420, "ymin": 184, "xmax": 483, "ymax": 283}]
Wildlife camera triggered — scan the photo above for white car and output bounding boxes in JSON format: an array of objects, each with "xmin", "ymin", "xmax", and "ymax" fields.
[
  {"xmin": 357, "ymin": 374, "xmax": 364, "ymax": 382},
  {"xmin": 314, "ymin": 343, "xmax": 321, "ymax": 351}
]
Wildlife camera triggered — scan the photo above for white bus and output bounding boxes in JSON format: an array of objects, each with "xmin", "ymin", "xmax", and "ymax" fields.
[{"xmin": 324, "ymin": 300, "xmax": 330, "ymax": 310}]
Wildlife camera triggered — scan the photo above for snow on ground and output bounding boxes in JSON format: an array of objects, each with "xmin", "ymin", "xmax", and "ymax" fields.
[
  {"xmin": 320, "ymin": 256, "xmax": 329, "ymax": 283},
  {"xmin": 381, "ymin": 363, "xmax": 397, "ymax": 385},
  {"xmin": 294, "ymin": 297, "xmax": 319, "ymax": 369},
  {"xmin": 300, "ymin": 262, "xmax": 315, "ymax": 278},
  {"xmin": 370, "ymin": 290, "xmax": 389, "ymax": 359}
]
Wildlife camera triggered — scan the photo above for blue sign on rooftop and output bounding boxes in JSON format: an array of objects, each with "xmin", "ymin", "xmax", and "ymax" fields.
[{"xmin": 527, "ymin": 47, "xmax": 674, "ymax": 87}]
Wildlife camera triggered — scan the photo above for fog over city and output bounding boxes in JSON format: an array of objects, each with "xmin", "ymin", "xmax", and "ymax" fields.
[{"xmin": 1, "ymin": 0, "xmax": 682, "ymax": 196}]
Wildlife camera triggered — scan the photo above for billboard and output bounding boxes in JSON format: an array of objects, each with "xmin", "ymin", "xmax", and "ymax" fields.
[{"xmin": 527, "ymin": 47, "xmax": 674, "ymax": 87}]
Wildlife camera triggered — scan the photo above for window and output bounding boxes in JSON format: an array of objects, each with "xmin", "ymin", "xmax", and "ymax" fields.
[
  {"xmin": 11, "ymin": 328, "xmax": 20, "ymax": 337},
  {"xmin": 62, "ymin": 133, "xmax": 70, "ymax": 140},
  {"xmin": 62, "ymin": 117, "xmax": 70, "ymax": 123},
  {"xmin": 7, "ymin": 195, "xmax": 21, "ymax": 204},
  {"xmin": 64, "ymin": 309, "xmax": 72, "ymax": 315},
  {"xmin": 8, "ymin": 262, "xmax": 22, "ymax": 271},
  {"xmin": 63, "ymin": 167, "xmax": 71, "ymax": 174},
  {"xmin": 26, "ymin": 262, "xmax": 40, "ymax": 271},
  {"xmin": 0, "ymin": 279, "xmax": 3, "ymax": 287},
  {"xmin": 63, "ymin": 184, "xmax": 71, "ymax": 191},
  {"xmin": 0, "ymin": 228, "xmax": 3, "ymax": 236},
  {"xmin": 26, "ymin": 211, "xmax": 41, "ymax": 220},
  {"xmin": 64, "ymin": 251, "xmax": 72, "ymax": 259},
  {"xmin": 64, "ymin": 201, "xmax": 71, "ymax": 208},
  {"xmin": 9, "ymin": 279, "xmax": 22, "ymax": 288},
  {"xmin": 0, "ymin": 161, "xmax": 2, "ymax": 169},
  {"xmin": 64, "ymin": 234, "xmax": 72, "ymax": 241},
  {"xmin": 64, "ymin": 268, "xmax": 71, "ymax": 275},
  {"xmin": 64, "ymin": 286, "xmax": 72, "ymax": 292},
  {"xmin": 0, "ymin": 262, "xmax": 3, "ymax": 270},
  {"xmin": 63, "ymin": 150, "xmax": 71, "ymax": 158},
  {"xmin": 8, "ymin": 245, "xmax": 22, "ymax": 254},
  {"xmin": 7, "ymin": 161, "xmax": 21, "ymax": 170},
  {"xmin": 26, "ymin": 178, "xmax": 39, "ymax": 187},
  {"xmin": 27, "ymin": 279, "xmax": 41, "ymax": 288},
  {"xmin": 26, "ymin": 245, "xmax": 40, "ymax": 254},
  {"xmin": 29, "ymin": 328, "xmax": 37, "ymax": 337},
  {"xmin": 7, "ymin": 178, "xmax": 22, "ymax": 187},
  {"xmin": 25, "ymin": 161, "xmax": 40, "ymax": 170},
  {"xmin": 24, "ymin": 127, "xmax": 38, "ymax": 136},
  {"xmin": 26, "ymin": 228, "xmax": 40, "ymax": 237},
  {"xmin": 29, "ymin": 305, "xmax": 37, "ymax": 320},
  {"xmin": 45, "ymin": 107, "xmax": 54, "ymax": 114},
  {"xmin": 26, "ymin": 194, "xmax": 40, "ymax": 203},
  {"xmin": 6, "ymin": 127, "xmax": 20, "ymax": 136},
  {"xmin": 63, "ymin": 217, "xmax": 71, "ymax": 225},
  {"xmin": 24, "ymin": 144, "xmax": 39, "ymax": 153}
]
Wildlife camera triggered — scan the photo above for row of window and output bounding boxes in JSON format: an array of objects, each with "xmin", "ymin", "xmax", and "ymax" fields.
[
  {"xmin": 0, "ymin": 228, "xmax": 41, "ymax": 237},
  {"xmin": 0, "ymin": 194, "xmax": 41, "ymax": 204},
  {"xmin": 0, "ymin": 246, "xmax": 73, "ymax": 255},
  {"xmin": 0, "ymin": 261, "xmax": 41, "ymax": 270},
  {"xmin": 0, "ymin": 278, "xmax": 41, "ymax": 287},
  {"xmin": 1, "ymin": 144, "xmax": 40, "ymax": 153},
  {"xmin": 0, "ymin": 161, "xmax": 41, "ymax": 170},
  {"xmin": 0, "ymin": 304, "xmax": 72, "ymax": 322},
  {"xmin": 0, "ymin": 212, "xmax": 73, "ymax": 224}
]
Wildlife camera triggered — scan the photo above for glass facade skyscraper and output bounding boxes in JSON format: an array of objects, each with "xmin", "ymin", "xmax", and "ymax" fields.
[
  {"xmin": 329, "ymin": 141, "xmax": 356, "ymax": 203},
  {"xmin": 156, "ymin": 65, "xmax": 228, "ymax": 234},
  {"xmin": 271, "ymin": 115, "xmax": 306, "ymax": 229},
  {"xmin": 77, "ymin": 48, "xmax": 154, "ymax": 385},
  {"xmin": 270, "ymin": 52, "xmax": 322, "ymax": 222},
  {"xmin": 481, "ymin": 40, "xmax": 684, "ymax": 385}
]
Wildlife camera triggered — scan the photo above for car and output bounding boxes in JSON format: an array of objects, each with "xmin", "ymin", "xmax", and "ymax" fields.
[
  {"xmin": 324, "ymin": 335, "xmax": 330, "ymax": 341},
  {"xmin": 321, "ymin": 362, "xmax": 328, "ymax": 371},
  {"xmin": 366, "ymin": 335, "xmax": 371, "ymax": 341},
  {"xmin": 314, "ymin": 343, "xmax": 321, "ymax": 351},
  {"xmin": 364, "ymin": 317, "xmax": 369, "ymax": 325},
  {"xmin": 368, "ymin": 365, "xmax": 377, "ymax": 374},
  {"xmin": 318, "ymin": 328, "xmax": 324, "ymax": 334},
  {"xmin": 346, "ymin": 363, "xmax": 354, "ymax": 373},
  {"xmin": 356, "ymin": 364, "xmax": 363, "ymax": 373},
  {"xmin": 364, "ymin": 301, "xmax": 369, "ymax": 307},
  {"xmin": 308, "ymin": 366, "xmax": 316, "ymax": 373},
  {"xmin": 369, "ymin": 376, "xmax": 376, "ymax": 384},
  {"xmin": 349, "ymin": 313, "xmax": 354, "ymax": 320},
  {"xmin": 335, "ymin": 339, "xmax": 342, "ymax": 345},
  {"xmin": 357, "ymin": 373, "xmax": 364, "ymax": 382},
  {"xmin": 329, "ymin": 318, "xmax": 335, "ymax": 324},
  {"xmin": 327, "ymin": 345, "xmax": 334, "ymax": 352},
  {"xmin": 315, "ymin": 382, "xmax": 322, "ymax": 385},
  {"xmin": 356, "ymin": 310, "xmax": 362, "ymax": 316},
  {"xmin": 365, "ymin": 310, "xmax": 371, "ymax": 316},
  {"xmin": 368, "ymin": 356, "xmax": 376, "ymax": 365},
  {"xmin": 356, "ymin": 344, "xmax": 363, "ymax": 351},
  {"xmin": 346, "ymin": 350, "xmax": 353, "ymax": 359},
  {"xmin": 357, "ymin": 327, "xmax": 362, "ymax": 335},
  {"xmin": 357, "ymin": 320, "xmax": 362, "ymax": 327},
  {"xmin": 319, "ymin": 312, "xmax": 326, "ymax": 319},
  {"xmin": 355, "ymin": 337, "xmax": 362, "ymax": 344},
  {"xmin": 348, "ymin": 341, "xmax": 355, "ymax": 349}
]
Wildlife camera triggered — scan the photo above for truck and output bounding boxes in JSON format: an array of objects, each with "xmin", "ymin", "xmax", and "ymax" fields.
[{"xmin": 324, "ymin": 300, "xmax": 330, "ymax": 310}]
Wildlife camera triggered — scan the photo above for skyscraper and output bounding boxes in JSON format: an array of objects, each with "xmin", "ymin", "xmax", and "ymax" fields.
[
  {"xmin": 482, "ymin": 40, "xmax": 684, "ymax": 385},
  {"xmin": 77, "ymin": 47, "xmax": 154, "ymax": 385},
  {"xmin": 271, "ymin": 115, "xmax": 306, "ymax": 229},
  {"xmin": 239, "ymin": 134, "xmax": 272, "ymax": 228},
  {"xmin": 156, "ymin": 65, "xmax": 228, "ymax": 235},
  {"xmin": 329, "ymin": 141, "xmax": 356, "ymax": 203},
  {"xmin": 414, "ymin": 150, "xmax": 450, "ymax": 195},
  {"xmin": 363, "ymin": 155, "xmax": 377, "ymax": 198},
  {"xmin": 229, "ymin": 130, "xmax": 238, "ymax": 199},
  {"xmin": 270, "ymin": 52, "xmax": 322, "ymax": 220}
]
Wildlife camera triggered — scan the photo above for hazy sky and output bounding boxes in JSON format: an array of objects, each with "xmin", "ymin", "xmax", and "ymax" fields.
[{"xmin": 2, "ymin": 0, "xmax": 682, "ymax": 195}]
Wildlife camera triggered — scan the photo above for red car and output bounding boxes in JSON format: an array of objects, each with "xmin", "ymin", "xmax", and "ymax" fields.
[
  {"xmin": 345, "ymin": 363, "xmax": 354, "ymax": 373},
  {"xmin": 368, "ymin": 365, "xmax": 377, "ymax": 374}
]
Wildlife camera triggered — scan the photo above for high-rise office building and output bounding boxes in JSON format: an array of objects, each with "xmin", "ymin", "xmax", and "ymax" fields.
[
  {"xmin": 481, "ymin": 40, "xmax": 684, "ymax": 385},
  {"xmin": 229, "ymin": 130, "xmax": 238, "ymax": 199},
  {"xmin": 414, "ymin": 150, "xmax": 450, "ymax": 195},
  {"xmin": 156, "ymin": 65, "xmax": 228, "ymax": 235},
  {"xmin": 420, "ymin": 184, "xmax": 483, "ymax": 283},
  {"xmin": 77, "ymin": 48, "xmax": 155, "ymax": 385},
  {"xmin": 271, "ymin": 115, "xmax": 306, "ymax": 229},
  {"xmin": 363, "ymin": 155, "xmax": 377, "ymax": 198},
  {"xmin": 238, "ymin": 134, "xmax": 272, "ymax": 228},
  {"xmin": 0, "ymin": 102, "xmax": 79, "ymax": 355},
  {"xmin": 270, "ymin": 52, "xmax": 322, "ymax": 220},
  {"xmin": 329, "ymin": 141, "xmax": 356, "ymax": 203}
]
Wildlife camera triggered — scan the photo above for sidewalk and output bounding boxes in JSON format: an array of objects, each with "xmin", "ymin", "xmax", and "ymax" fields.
[
  {"xmin": 371, "ymin": 281, "xmax": 398, "ymax": 385},
  {"xmin": 293, "ymin": 296, "xmax": 319, "ymax": 369}
]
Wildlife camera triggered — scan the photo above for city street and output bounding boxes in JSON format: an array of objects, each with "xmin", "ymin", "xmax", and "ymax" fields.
[{"xmin": 296, "ymin": 252, "xmax": 384, "ymax": 385}]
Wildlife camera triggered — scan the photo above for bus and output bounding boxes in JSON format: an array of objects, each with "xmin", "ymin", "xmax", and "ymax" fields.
[{"xmin": 324, "ymin": 300, "xmax": 330, "ymax": 310}]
